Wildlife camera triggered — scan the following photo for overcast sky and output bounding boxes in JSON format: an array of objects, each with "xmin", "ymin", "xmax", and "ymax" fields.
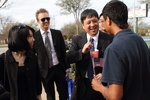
[{"xmin": 0, "ymin": 0, "xmax": 149, "ymax": 29}]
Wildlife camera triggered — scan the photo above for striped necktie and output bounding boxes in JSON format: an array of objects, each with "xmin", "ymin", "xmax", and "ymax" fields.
[
  {"xmin": 45, "ymin": 32, "xmax": 53, "ymax": 68},
  {"xmin": 88, "ymin": 38, "xmax": 94, "ymax": 81},
  {"xmin": 90, "ymin": 38, "xmax": 95, "ymax": 52}
]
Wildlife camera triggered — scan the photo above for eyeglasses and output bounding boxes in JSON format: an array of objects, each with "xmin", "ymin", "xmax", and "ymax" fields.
[
  {"xmin": 99, "ymin": 20, "xmax": 104, "ymax": 24},
  {"xmin": 41, "ymin": 17, "xmax": 50, "ymax": 22}
]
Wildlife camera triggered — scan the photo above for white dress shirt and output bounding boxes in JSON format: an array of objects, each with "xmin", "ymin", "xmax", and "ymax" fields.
[
  {"xmin": 40, "ymin": 29, "xmax": 59, "ymax": 66},
  {"xmin": 85, "ymin": 31, "xmax": 100, "ymax": 78}
]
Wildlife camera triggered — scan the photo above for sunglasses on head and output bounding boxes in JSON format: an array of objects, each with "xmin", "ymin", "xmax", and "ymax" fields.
[
  {"xmin": 17, "ymin": 23, "xmax": 27, "ymax": 30},
  {"xmin": 41, "ymin": 17, "xmax": 50, "ymax": 22},
  {"xmin": 15, "ymin": 23, "xmax": 27, "ymax": 33}
]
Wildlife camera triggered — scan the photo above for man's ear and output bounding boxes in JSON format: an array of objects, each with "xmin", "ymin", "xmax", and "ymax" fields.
[
  {"xmin": 107, "ymin": 16, "xmax": 111, "ymax": 26},
  {"xmin": 82, "ymin": 23, "xmax": 85, "ymax": 30}
]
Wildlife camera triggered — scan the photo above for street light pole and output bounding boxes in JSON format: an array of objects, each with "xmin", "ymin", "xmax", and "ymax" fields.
[
  {"xmin": 133, "ymin": 0, "xmax": 136, "ymax": 33},
  {"xmin": 133, "ymin": 0, "xmax": 138, "ymax": 33}
]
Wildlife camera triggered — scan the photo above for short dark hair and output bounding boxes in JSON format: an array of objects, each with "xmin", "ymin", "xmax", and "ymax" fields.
[
  {"xmin": 8, "ymin": 23, "xmax": 35, "ymax": 52},
  {"xmin": 102, "ymin": 0, "xmax": 128, "ymax": 29},
  {"xmin": 80, "ymin": 9, "xmax": 99, "ymax": 24}
]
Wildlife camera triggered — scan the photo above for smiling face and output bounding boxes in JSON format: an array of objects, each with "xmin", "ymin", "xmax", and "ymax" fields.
[
  {"xmin": 37, "ymin": 12, "xmax": 50, "ymax": 31},
  {"xmin": 82, "ymin": 16, "xmax": 99, "ymax": 37}
]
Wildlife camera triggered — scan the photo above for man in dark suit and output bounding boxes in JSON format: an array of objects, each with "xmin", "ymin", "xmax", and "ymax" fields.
[
  {"xmin": 67, "ymin": 9, "xmax": 113, "ymax": 100},
  {"xmin": 33, "ymin": 8, "xmax": 68, "ymax": 100}
]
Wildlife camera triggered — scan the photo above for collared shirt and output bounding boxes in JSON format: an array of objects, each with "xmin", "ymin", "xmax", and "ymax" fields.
[
  {"xmin": 87, "ymin": 31, "xmax": 99, "ymax": 51},
  {"xmin": 85, "ymin": 31, "xmax": 99, "ymax": 78},
  {"xmin": 40, "ymin": 29, "xmax": 59, "ymax": 66}
]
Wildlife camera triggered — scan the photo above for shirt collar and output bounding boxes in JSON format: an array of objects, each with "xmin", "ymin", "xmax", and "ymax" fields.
[
  {"xmin": 87, "ymin": 31, "xmax": 99, "ymax": 42},
  {"xmin": 40, "ymin": 29, "xmax": 50, "ymax": 35}
]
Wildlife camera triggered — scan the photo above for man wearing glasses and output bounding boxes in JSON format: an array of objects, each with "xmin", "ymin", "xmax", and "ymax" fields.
[
  {"xmin": 99, "ymin": 13, "xmax": 107, "ymax": 33},
  {"xmin": 33, "ymin": 8, "xmax": 68, "ymax": 100}
]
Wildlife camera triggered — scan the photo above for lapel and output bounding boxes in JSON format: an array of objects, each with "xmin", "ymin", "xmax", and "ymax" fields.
[
  {"xmin": 50, "ymin": 29, "xmax": 57, "ymax": 48},
  {"xmin": 35, "ymin": 30, "xmax": 45, "ymax": 46},
  {"xmin": 34, "ymin": 30, "xmax": 48, "ymax": 57},
  {"xmin": 80, "ymin": 33, "xmax": 91, "ymax": 58},
  {"xmin": 80, "ymin": 33, "xmax": 87, "ymax": 48}
]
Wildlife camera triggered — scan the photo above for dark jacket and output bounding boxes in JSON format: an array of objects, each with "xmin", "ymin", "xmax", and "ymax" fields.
[
  {"xmin": 0, "ymin": 80, "xmax": 11, "ymax": 100},
  {"xmin": 67, "ymin": 31, "xmax": 113, "ymax": 97},
  {"xmin": 33, "ymin": 29, "xmax": 68, "ymax": 78},
  {"xmin": 0, "ymin": 50, "xmax": 42, "ymax": 100}
]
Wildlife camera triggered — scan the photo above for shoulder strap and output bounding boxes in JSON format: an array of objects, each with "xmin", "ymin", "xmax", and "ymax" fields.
[{"xmin": 3, "ymin": 52, "xmax": 6, "ymax": 87}]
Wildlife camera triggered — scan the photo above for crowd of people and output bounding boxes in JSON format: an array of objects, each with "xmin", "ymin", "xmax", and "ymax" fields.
[{"xmin": 0, "ymin": 0, "xmax": 150, "ymax": 100}]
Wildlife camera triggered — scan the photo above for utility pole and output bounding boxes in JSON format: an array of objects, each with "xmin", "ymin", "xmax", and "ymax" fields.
[{"xmin": 133, "ymin": 0, "xmax": 138, "ymax": 33}]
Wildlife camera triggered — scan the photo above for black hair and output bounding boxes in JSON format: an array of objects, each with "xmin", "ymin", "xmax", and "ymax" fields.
[
  {"xmin": 102, "ymin": 0, "xmax": 128, "ymax": 29},
  {"xmin": 99, "ymin": 13, "xmax": 103, "ymax": 17},
  {"xmin": 80, "ymin": 9, "xmax": 99, "ymax": 24},
  {"xmin": 8, "ymin": 23, "xmax": 35, "ymax": 52}
]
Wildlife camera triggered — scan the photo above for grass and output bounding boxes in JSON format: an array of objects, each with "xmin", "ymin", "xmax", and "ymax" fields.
[{"xmin": 145, "ymin": 41, "xmax": 150, "ymax": 48}]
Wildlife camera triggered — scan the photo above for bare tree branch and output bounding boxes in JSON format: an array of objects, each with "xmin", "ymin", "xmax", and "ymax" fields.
[
  {"xmin": 56, "ymin": 0, "xmax": 90, "ymax": 34},
  {"xmin": 0, "ymin": 0, "xmax": 12, "ymax": 9},
  {"xmin": 0, "ymin": 14, "xmax": 14, "ymax": 34}
]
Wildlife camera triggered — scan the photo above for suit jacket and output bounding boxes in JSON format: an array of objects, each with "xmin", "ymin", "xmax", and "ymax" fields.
[
  {"xmin": 33, "ymin": 29, "xmax": 68, "ymax": 78},
  {"xmin": 67, "ymin": 31, "xmax": 113, "ymax": 96}
]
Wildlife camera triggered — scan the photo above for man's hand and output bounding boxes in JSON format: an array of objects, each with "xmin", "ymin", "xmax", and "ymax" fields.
[
  {"xmin": 91, "ymin": 75, "xmax": 102, "ymax": 92},
  {"xmin": 82, "ymin": 40, "xmax": 93, "ymax": 54},
  {"xmin": 95, "ymin": 73, "xmax": 102, "ymax": 80}
]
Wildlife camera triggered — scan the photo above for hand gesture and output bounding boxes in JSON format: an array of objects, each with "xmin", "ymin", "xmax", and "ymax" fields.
[{"xmin": 82, "ymin": 38, "xmax": 93, "ymax": 54}]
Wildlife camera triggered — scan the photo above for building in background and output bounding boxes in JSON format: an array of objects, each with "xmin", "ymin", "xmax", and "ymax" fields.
[{"xmin": 0, "ymin": 34, "xmax": 7, "ymax": 44}]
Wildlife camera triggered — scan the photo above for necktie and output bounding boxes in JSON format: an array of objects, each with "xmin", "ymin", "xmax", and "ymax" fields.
[
  {"xmin": 45, "ymin": 32, "xmax": 53, "ymax": 68},
  {"xmin": 88, "ymin": 38, "xmax": 94, "ymax": 81},
  {"xmin": 90, "ymin": 38, "xmax": 95, "ymax": 52}
]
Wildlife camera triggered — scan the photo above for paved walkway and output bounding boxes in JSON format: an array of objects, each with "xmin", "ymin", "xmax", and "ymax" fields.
[
  {"xmin": 41, "ymin": 84, "xmax": 59, "ymax": 100},
  {"xmin": 0, "ymin": 47, "xmax": 8, "ymax": 54}
]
